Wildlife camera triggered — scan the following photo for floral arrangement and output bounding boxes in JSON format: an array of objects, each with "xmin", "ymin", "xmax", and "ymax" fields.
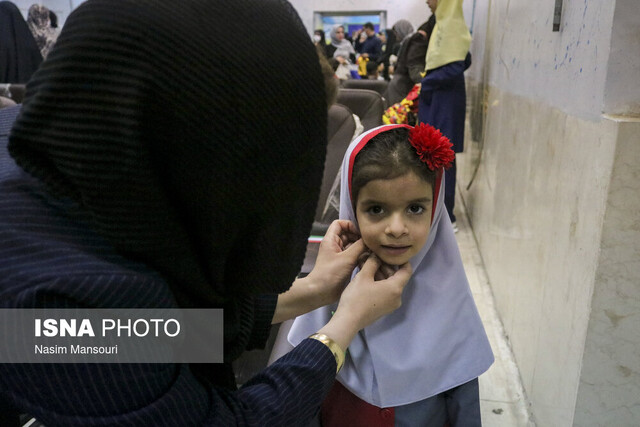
[
  {"xmin": 408, "ymin": 123, "xmax": 455, "ymax": 170},
  {"xmin": 382, "ymin": 84, "xmax": 420, "ymax": 125}
]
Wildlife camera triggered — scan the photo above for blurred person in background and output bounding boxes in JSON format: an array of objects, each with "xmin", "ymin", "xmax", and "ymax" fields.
[
  {"xmin": 327, "ymin": 24, "xmax": 356, "ymax": 64},
  {"xmin": 0, "ymin": 1, "xmax": 42, "ymax": 83},
  {"xmin": 385, "ymin": 17, "xmax": 435, "ymax": 106},
  {"xmin": 27, "ymin": 3, "xmax": 58, "ymax": 59},
  {"xmin": 354, "ymin": 22, "xmax": 382, "ymax": 62},
  {"xmin": 419, "ymin": 0, "xmax": 471, "ymax": 230}
]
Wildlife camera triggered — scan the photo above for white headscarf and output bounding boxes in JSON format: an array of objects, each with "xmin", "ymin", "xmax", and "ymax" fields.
[
  {"xmin": 329, "ymin": 24, "xmax": 355, "ymax": 60},
  {"xmin": 289, "ymin": 124, "xmax": 494, "ymax": 407}
]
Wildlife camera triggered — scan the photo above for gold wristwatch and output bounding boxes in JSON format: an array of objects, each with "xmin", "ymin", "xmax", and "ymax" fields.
[{"xmin": 309, "ymin": 333, "xmax": 345, "ymax": 373}]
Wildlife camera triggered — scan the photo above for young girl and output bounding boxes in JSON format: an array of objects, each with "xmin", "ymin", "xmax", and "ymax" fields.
[{"xmin": 289, "ymin": 123, "xmax": 494, "ymax": 426}]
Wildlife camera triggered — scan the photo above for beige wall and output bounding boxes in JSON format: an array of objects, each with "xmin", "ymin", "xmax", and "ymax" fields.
[
  {"xmin": 573, "ymin": 118, "xmax": 640, "ymax": 425},
  {"xmin": 11, "ymin": 0, "xmax": 74, "ymax": 27},
  {"xmin": 459, "ymin": 88, "xmax": 619, "ymax": 425},
  {"xmin": 460, "ymin": 0, "xmax": 640, "ymax": 425}
]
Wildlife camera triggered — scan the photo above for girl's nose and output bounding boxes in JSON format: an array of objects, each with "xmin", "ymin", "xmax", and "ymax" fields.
[{"xmin": 385, "ymin": 214, "xmax": 408, "ymax": 237}]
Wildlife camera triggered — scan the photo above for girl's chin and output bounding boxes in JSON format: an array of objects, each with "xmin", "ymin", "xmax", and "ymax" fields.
[
  {"xmin": 377, "ymin": 253, "xmax": 413, "ymax": 266},
  {"xmin": 380, "ymin": 258, "xmax": 410, "ymax": 267}
]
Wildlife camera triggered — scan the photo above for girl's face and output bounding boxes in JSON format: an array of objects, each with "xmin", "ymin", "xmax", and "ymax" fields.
[
  {"xmin": 334, "ymin": 27, "xmax": 345, "ymax": 40},
  {"xmin": 355, "ymin": 171, "xmax": 433, "ymax": 266}
]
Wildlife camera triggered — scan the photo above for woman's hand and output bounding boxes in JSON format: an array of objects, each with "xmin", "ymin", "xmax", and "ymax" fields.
[
  {"xmin": 305, "ymin": 220, "xmax": 365, "ymax": 306},
  {"xmin": 317, "ymin": 254, "xmax": 412, "ymax": 350},
  {"xmin": 272, "ymin": 220, "xmax": 365, "ymax": 324},
  {"xmin": 356, "ymin": 251, "xmax": 398, "ymax": 281}
]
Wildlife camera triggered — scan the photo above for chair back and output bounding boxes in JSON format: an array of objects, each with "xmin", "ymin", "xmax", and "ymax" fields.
[
  {"xmin": 0, "ymin": 84, "xmax": 26, "ymax": 104},
  {"xmin": 314, "ymin": 103, "xmax": 355, "ymax": 223},
  {"xmin": 341, "ymin": 79, "xmax": 388, "ymax": 98},
  {"xmin": 336, "ymin": 88, "xmax": 384, "ymax": 132}
]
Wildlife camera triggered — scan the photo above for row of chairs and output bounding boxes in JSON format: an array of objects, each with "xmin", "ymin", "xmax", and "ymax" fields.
[
  {"xmin": 313, "ymin": 85, "xmax": 387, "ymax": 227},
  {"xmin": 301, "ymin": 85, "xmax": 387, "ymax": 268},
  {"xmin": 341, "ymin": 78, "xmax": 388, "ymax": 99}
]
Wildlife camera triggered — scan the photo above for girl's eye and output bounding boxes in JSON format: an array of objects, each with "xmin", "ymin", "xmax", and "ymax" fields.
[
  {"xmin": 408, "ymin": 205, "xmax": 425, "ymax": 214},
  {"xmin": 367, "ymin": 206, "xmax": 384, "ymax": 215}
]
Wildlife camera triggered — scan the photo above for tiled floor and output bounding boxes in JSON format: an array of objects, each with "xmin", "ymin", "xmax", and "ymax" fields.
[{"xmin": 455, "ymin": 190, "xmax": 536, "ymax": 427}]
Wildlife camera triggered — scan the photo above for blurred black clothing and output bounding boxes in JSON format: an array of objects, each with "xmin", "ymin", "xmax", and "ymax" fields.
[
  {"xmin": 384, "ymin": 15, "xmax": 435, "ymax": 105},
  {"xmin": 0, "ymin": 1, "xmax": 42, "ymax": 83}
]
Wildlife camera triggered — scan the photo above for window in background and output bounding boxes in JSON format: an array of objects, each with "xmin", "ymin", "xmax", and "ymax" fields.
[{"xmin": 314, "ymin": 12, "xmax": 386, "ymax": 44}]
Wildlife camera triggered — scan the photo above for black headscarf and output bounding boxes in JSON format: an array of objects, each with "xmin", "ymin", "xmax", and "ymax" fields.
[
  {"xmin": 49, "ymin": 10, "xmax": 58, "ymax": 28},
  {"xmin": 9, "ymin": 0, "xmax": 327, "ymax": 359},
  {"xmin": 0, "ymin": 1, "xmax": 43, "ymax": 83},
  {"xmin": 418, "ymin": 15, "xmax": 436, "ymax": 37}
]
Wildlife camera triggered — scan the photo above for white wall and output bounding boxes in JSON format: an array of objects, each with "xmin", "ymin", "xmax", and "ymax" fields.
[
  {"xmin": 289, "ymin": 0, "xmax": 618, "ymax": 121},
  {"xmin": 12, "ymin": 0, "xmax": 76, "ymax": 27},
  {"xmin": 467, "ymin": 0, "xmax": 617, "ymax": 121},
  {"xmin": 34, "ymin": 0, "xmax": 433, "ymax": 37}
]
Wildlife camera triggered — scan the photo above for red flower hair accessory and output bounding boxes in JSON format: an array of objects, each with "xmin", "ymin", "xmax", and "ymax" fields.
[{"xmin": 408, "ymin": 123, "xmax": 455, "ymax": 170}]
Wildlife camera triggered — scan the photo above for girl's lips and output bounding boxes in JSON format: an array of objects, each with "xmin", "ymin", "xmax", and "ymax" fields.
[{"xmin": 380, "ymin": 245, "xmax": 410, "ymax": 255}]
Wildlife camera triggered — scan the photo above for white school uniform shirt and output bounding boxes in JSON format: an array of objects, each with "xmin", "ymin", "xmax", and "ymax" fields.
[{"xmin": 289, "ymin": 124, "xmax": 494, "ymax": 407}]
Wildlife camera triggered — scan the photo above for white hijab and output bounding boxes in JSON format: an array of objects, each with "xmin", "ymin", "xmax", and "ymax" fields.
[
  {"xmin": 330, "ymin": 24, "xmax": 355, "ymax": 60},
  {"xmin": 289, "ymin": 124, "xmax": 494, "ymax": 407}
]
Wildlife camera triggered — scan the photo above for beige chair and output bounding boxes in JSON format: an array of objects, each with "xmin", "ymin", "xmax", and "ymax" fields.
[
  {"xmin": 0, "ymin": 84, "xmax": 26, "ymax": 104},
  {"xmin": 342, "ymin": 79, "xmax": 389, "ymax": 99},
  {"xmin": 313, "ymin": 103, "xmax": 356, "ymax": 223},
  {"xmin": 336, "ymin": 88, "xmax": 384, "ymax": 132},
  {"xmin": 300, "ymin": 103, "xmax": 357, "ymax": 276}
]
